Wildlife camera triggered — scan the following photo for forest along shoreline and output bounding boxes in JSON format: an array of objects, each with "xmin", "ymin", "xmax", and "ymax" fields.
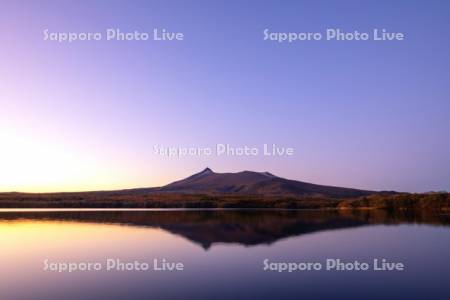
[{"xmin": 0, "ymin": 191, "xmax": 448, "ymax": 211}]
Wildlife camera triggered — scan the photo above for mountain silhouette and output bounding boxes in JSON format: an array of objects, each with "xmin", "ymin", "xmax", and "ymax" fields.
[{"xmin": 159, "ymin": 168, "xmax": 374, "ymax": 198}]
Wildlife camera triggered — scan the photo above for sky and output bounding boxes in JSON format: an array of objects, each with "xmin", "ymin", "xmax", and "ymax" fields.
[{"xmin": 0, "ymin": 0, "xmax": 449, "ymax": 192}]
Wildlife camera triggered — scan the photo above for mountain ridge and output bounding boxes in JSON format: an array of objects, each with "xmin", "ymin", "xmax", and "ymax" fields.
[{"xmin": 159, "ymin": 168, "xmax": 375, "ymax": 198}]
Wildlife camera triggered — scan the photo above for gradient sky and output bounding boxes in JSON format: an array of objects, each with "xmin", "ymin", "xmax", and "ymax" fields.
[{"xmin": 1, "ymin": 0, "xmax": 449, "ymax": 192}]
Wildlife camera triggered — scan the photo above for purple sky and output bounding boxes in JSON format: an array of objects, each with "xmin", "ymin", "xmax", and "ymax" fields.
[{"xmin": 1, "ymin": 0, "xmax": 449, "ymax": 192}]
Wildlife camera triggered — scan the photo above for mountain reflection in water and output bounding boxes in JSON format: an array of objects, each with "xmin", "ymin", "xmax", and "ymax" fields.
[{"xmin": 0, "ymin": 209, "xmax": 448, "ymax": 250}]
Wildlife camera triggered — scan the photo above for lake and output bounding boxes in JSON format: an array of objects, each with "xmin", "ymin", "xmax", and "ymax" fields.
[{"xmin": 0, "ymin": 209, "xmax": 448, "ymax": 300}]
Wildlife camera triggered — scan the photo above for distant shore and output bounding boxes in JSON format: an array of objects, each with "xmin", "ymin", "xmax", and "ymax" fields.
[{"xmin": 0, "ymin": 191, "xmax": 448, "ymax": 211}]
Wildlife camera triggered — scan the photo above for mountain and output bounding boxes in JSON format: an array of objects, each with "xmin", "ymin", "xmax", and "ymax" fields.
[{"xmin": 159, "ymin": 168, "xmax": 375, "ymax": 198}]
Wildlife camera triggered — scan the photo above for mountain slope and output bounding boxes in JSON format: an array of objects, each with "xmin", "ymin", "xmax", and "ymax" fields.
[{"xmin": 160, "ymin": 168, "xmax": 375, "ymax": 198}]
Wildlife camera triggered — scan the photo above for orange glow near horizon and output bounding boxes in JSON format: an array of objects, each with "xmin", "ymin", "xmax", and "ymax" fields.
[
  {"xmin": 0, "ymin": 127, "xmax": 173, "ymax": 193},
  {"xmin": 0, "ymin": 129, "xmax": 117, "ymax": 192}
]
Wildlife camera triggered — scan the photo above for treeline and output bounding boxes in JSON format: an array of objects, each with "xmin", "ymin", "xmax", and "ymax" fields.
[
  {"xmin": 338, "ymin": 192, "xmax": 450, "ymax": 212},
  {"xmin": 0, "ymin": 192, "xmax": 336, "ymax": 209},
  {"xmin": 0, "ymin": 191, "xmax": 448, "ymax": 211}
]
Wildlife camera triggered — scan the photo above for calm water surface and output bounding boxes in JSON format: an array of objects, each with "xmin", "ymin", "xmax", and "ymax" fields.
[{"xmin": 0, "ymin": 209, "xmax": 448, "ymax": 300}]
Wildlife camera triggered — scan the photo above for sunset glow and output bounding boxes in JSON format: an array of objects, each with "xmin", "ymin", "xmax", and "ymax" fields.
[{"xmin": 1, "ymin": 0, "xmax": 449, "ymax": 193}]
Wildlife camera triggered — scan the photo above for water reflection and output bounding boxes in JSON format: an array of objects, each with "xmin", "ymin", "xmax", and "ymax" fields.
[
  {"xmin": 0, "ymin": 209, "xmax": 449, "ymax": 300},
  {"xmin": 0, "ymin": 209, "xmax": 448, "ymax": 249}
]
